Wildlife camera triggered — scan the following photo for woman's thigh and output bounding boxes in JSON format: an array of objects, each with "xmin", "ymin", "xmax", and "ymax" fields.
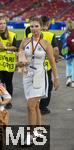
[{"xmin": 27, "ymin": 97, "xmax": 40, "ymax": 109}]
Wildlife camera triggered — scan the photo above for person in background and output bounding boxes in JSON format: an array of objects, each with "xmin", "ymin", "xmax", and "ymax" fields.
[
  {"xmin": 0, "ymin": 81, "xmax": 11, "ymax": 125},
  {"xmin": 39, "ymin": 16, "xmax": 59, "ymax": 114},
  {"xmin": 18, "ymin": 16, "xmax": 59, "ymax": 145},
  {"xmin": 65, "ymin": 18, "xmax": 74, "ymax": 87},
  {"xmin": 0, "ymin": 81, "xmax": 11, "ymax": 147},
  {"xmin": 0, "ymin": 16, "xmax": 17, "ymax": 108},
  {"xmin": 66, "ymin": 17, "xmax": 72, "ymax": 31}
]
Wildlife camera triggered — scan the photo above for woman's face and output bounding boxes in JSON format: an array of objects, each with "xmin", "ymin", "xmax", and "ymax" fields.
[
  {"xmin": 30, "ymin": 21, "xmax": 41, "ymax": 37},
  {"xmin": 0, "ymin": 19, "xmax": 7, "ymax": 33}
]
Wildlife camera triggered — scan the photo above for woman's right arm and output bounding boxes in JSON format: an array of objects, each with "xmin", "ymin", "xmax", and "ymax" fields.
[
  {"xmin": 19, "ymin": 39, "xmax": 26, "ymax": 52},
  {"xmin": 18, "ymin": 39, "xmax": 29, "ymax": 67}
]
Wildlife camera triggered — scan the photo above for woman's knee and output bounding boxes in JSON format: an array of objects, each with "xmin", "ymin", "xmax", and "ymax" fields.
[{"xmin": 27, "ymin": 98, "xmax": 36, "ymax": 111}]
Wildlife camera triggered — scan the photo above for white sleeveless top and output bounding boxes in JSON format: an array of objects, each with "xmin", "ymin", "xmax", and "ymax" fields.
[{"xmin": 23, "ymin": 40, "xmax": 48, "ymax": 100}]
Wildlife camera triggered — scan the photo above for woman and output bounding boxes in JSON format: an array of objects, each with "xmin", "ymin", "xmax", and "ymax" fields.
[
  {"xmin": 18, "ymin": 16, "xmax": 59, "ymax": 145},
  {"xmin": 0, "ymin": 16, "xmax": 17, "ymax": 99}
]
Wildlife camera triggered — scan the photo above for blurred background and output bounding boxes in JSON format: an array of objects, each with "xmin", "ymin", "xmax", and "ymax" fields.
[{"xmin": 0, "ymin": 0, "xmax": 74, "ymax": 53}]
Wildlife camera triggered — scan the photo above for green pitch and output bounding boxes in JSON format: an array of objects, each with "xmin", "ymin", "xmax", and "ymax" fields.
[{"xmin": 10, "ymin": 29, "xmax": 64, "ymax": 41}]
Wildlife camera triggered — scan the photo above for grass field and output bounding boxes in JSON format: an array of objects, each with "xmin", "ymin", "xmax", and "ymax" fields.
[{"xmin": 10, "ymin": 29, "xmax": 64, "ymax": 41}]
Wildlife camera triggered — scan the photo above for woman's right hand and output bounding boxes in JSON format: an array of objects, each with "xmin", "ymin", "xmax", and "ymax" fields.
[
  {"xmin": 18, "ymin": 51, "xmax": 29, "ymax": 66},
  {"xmin": 17, "ymin": 66, "xmax": 28, "ymax": 73}
]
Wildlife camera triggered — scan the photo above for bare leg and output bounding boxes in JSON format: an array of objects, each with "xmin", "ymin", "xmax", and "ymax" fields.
[
  {"xmin": 36, "ymin": 99, "xmax": 42, "ymax": 125},
  {"xmin": 26, "ymin": 98, "xmax": 42, "ymax": 141},
  {"xmin": 27, "ymin": 98, "xmax": 37, "ymax": 125}
]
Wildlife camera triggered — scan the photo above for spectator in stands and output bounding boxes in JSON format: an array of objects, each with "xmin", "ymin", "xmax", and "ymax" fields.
[
  {"xmin": 0, "ymin": 16, "xmax": 17, "ymax": 108},
  {"xmin": 66, "ymin": 17, "xmax": 72, "ymax": 31},
  {"xmin": 18, "ymin": 16, "xmax": 59, "ymax": 145}
]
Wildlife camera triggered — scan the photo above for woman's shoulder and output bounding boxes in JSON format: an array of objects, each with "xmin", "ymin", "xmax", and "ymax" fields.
[
  {"xmin": 19, "ymin": 38, "xmax": 31, "ymax": 49},
  {"xmin": 22, "ymin": 38, "xmax": 31, "ymax": 45},
  {"xmin": 40, "ymin": 38, "xmax": 51, "ymax": 48}
]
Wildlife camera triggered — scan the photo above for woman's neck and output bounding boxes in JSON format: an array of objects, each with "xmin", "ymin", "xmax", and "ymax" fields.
[{"xmin": 33, "ymin": 34, "xmax": 41, "ymax": 41}]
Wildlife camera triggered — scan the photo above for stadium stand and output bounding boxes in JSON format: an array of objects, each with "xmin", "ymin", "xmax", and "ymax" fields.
[
  {"xmin": 21, "ymin": 0, "xmax": 72, "ymax": 20},
  {"xmin": 60, "ymin": 6, "xmax": 74, "ymax": 21},
  {"xmin": 0, "ymin": 0, "xmax": 74, "ymax": 21}
]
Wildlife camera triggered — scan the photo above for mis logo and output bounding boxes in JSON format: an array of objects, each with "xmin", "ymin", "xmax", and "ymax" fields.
[{"xmin": 3, "ymin": 125, "xmax": 50, "ymax": 149}]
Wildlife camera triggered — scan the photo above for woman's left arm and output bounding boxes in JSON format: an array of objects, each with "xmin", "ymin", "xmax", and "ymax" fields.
[{"xmin": 46, "ymin": 41, "xmax": 60, "ymax": 90}]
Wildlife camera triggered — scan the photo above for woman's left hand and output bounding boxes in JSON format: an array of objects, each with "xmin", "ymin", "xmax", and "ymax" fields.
[{"xmin": 53, "ymin": 78, "xmax": 60, "ymax": 90}]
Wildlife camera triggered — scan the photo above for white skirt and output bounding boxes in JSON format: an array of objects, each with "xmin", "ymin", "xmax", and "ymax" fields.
[{"xmin": 23, "ymin": 68, "xmax": 48, "ymax": 101}]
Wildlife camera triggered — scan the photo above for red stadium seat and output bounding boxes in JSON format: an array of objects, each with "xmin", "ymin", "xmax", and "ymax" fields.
[{"xmin": 0, "ymin": 0, "xmax": 73, "ymax": 21}]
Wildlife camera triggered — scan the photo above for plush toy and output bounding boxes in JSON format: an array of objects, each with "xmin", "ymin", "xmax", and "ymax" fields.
[{"xmin": 17, "ymin": 51, "xmax": 28, "ymax": 73}]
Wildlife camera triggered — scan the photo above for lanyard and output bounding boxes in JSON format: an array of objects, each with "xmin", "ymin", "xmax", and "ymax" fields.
[
  {"xmin": 30, "ymin": 35, "xmax": 42, "ymax": 70},
  {"xmin": 31, "ymin": 36, "xmax": 41, "ymax": 55}
]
